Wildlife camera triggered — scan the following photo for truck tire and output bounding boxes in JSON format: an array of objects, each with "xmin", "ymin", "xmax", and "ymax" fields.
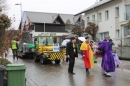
[{"xmin": 55, "ymin": 60, "xmax": 60, "ymax": 64}]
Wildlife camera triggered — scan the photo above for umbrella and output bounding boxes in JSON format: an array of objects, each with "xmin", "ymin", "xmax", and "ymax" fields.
[
  {"xmin": 61, "ymin": 39, "xmax": 70, "ymax": 46},
  {"xmin": 65, "ymin": 35, "xmax": 75, "ymax": 39},
  {"xmin": 78, "ymin": 37, "xmax": 86, "ymax": 42}
]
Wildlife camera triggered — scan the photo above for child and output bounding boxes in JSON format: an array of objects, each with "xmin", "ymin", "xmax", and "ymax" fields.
[
  {"xmin": 90, "ymin": 41, "xmax": 97, "ymax": 63},
  {"xmin": 112, "ymin": 49, "xmax": 121, "ymax": 68}
]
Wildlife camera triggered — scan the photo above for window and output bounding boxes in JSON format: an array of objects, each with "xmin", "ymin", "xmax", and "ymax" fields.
[
  {"xmin": 39, "ymin": 37, "xmax": 53, "ymax": 46},
  {"xmin": 92, "ymin": 15, "xmax": 95, "ymax": 23},
  {"xmin": 105, "ymin": 10, "xmax": 109, "ymax": 20},
  {"xmin": 125, "ymin": 5, "xmax": 130, "ymax": 20},
  {"xmin": 98, "ymin": 13, "xmax": 102, "ymax": 21},
  {"xmin": 87, "ymin": 17, "xmax": 90, "ymax": 23},
  {"xmin": 99, "ymin": 32, "xmax": 109, "ymax": 40},
  {"xmin": 116, "ymin": 30, "xmax": 120, "ymax": 38},
  {"xmin": 115, "ymin": 7, "xmax": 119, "ymax": 17}
]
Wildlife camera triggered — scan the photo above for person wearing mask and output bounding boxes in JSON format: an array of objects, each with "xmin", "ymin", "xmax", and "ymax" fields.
[
  {"xmin": 66, "ymin": 37, "xmax": 78, "ymax": 75},
  {"xmin": 96, "ymin": 38, "xmax": 115, "ymax": 77},
  {"xmin": 80, "ymin": 37, "xmax": 94, "ymax": 74}
]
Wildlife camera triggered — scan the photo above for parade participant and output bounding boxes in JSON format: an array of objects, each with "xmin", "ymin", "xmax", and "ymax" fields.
[
  {"xmin": 112, "ymin": 49, "xmax": 121, "ymax": 68},
  {"xmin": 108, "ymin": 36, "xmax": 114, "ymax": 47},
  {"xmin": 66, "ymin": 37, "xmax": 78, "ymax": 75},
  {"xmin": 80, "ymin": 37, "xmax": 94, "ymax": 74},
  {"xmin": 96, "ymin": 38, "xmax": 115, "ymax": 77},
  {"xmin": 90, "ymin": 41, "xmax": 97, "ymax": 63}
]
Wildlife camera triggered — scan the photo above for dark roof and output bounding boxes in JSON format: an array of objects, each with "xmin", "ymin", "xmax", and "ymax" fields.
[
  {"xmin": 75, "ymin": 0, "xmax": 114, "ymax": 16},
  {"xmin": 25, "ymin": 11, "xmax": 75, "ymax": 24}
]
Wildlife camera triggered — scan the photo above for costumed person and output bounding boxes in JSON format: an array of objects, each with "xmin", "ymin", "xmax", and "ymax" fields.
[
  {"xmin": 66, "ymin": 37, "xmax": 78, "ymax": 75},
  {"xmin": 80, "ymin": 37, "xmax": 94, "ymax": 74},
  {"xmin": 90, "ymin": 41, "xmax": 97, "ymax": 63},
  {"xmin": 96, "ymin": 38, "xmax": 115, "ymax": 77},
  {"xmin": 112, "ymin": 49, "xmax": 121, "ymax": 68},
  {"xmin": 108, "ymin": 36, "xmax": 114, "ymax": 47}
]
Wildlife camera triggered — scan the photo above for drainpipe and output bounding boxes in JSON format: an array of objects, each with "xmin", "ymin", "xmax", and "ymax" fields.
[
  {"xmin": 93, "ymin": 7, "xmax": 98, "ymax": 24},
  {"xmin": 120, "ymin": 24, "xmax": 123, "ymax": 58}
]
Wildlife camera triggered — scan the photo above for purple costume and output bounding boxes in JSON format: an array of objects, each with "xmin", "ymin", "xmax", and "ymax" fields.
[
  {"xmin": 112, "ymin": 52, "xmax": 121, "ymax": 66},
  {"xmin": 97, "ymin": 38, "xmax": 115, "ymax": 72}
]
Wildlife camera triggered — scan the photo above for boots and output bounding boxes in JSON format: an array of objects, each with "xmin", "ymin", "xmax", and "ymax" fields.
[{"xmin": 86, "ymin": 68, "xmax": 90, "ymax": 74}]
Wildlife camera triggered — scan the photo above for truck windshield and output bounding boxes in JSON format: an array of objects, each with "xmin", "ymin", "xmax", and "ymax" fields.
[{"xmin": 39, "ymin": 37, "xmax": 53, "ymax": 46}]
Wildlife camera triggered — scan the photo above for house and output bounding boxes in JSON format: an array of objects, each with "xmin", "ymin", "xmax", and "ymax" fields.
[
  {"xmin": 21, "ymin": 11, "xmax": 85, "ymax": 38},
  {"xmin": 75, "ymin": 0, "xmax": 130, "ymax": 47},
  {"xmin": 20, "ymin": 11, "xmax": 85, "ymax": 44}
]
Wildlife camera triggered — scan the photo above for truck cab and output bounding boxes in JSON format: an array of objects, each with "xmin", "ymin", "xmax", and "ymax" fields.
[{"xmin": 34, "ymin": 36, "xmax": 64, "ymax": 64}]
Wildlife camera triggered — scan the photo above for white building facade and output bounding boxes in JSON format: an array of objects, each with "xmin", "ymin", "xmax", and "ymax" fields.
[{"xmin": 76, "ymin": 0, "xmax": 130, "ymax": 46}]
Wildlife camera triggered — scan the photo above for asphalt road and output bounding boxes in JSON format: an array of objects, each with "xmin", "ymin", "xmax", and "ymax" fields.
[{"xmin": 7, "ymin": 50, "xmax": 130, "ymax": 86}]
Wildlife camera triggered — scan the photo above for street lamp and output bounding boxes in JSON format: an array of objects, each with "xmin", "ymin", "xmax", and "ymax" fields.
[
  {"xmin": 15, "ymin": 3, "xmax": 22, "ymax": 30},
  {"xmin": 15, "ymin": 3, "xmax": 22, "ymax": 17}
]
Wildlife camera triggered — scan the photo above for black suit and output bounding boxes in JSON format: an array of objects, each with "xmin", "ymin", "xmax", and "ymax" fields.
[{"xmin": 66, "ymin": 42, "xmax": 78, "ymax": 73}]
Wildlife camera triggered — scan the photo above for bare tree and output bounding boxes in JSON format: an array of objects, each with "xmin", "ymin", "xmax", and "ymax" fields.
[
  {"xmin": 65, "ymin": 19, "xmax": 72, "ymax": 31},
  {"xmin": 85, "ymin": 22, "xmax": 98, "ymax": 41},
  {"xmin": 0, "ymin": 14, "xmax": 11, "ymax": 56},
  {"xmin": 0, "ymin": 0, "xmax": 9, "ymax": 12},
  {"xmin": 71, "ymin": 26, "xmax": 84, "ymax": 37}
]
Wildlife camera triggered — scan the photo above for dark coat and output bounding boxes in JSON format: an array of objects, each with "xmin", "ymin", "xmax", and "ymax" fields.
[
  {"xmin": 109, "ymin": 39, "xmax": 114, "ymax": 47},
  {"xmin": 66, "ymin": 42, "xmax": 78, "ymax": 58}
]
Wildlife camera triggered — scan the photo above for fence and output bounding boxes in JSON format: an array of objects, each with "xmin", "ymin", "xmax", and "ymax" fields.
[
  {"xmin": 113, "ymin": 38, "xmax": 130, "ymax": 47},
  {"xmin": 113, "ymin": 38, "xmax": 130, "ymax": 60}
]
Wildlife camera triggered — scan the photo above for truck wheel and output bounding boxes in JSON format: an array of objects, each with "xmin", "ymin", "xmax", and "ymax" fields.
[{"xmin": 55, "ymin": 60, "xmax": 60, "ymax": 64}]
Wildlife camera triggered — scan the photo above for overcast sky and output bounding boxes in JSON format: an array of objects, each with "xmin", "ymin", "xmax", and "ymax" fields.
[{"xmin": 7, "ymin": 0, "xmax": 97, "ymax": 29}]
